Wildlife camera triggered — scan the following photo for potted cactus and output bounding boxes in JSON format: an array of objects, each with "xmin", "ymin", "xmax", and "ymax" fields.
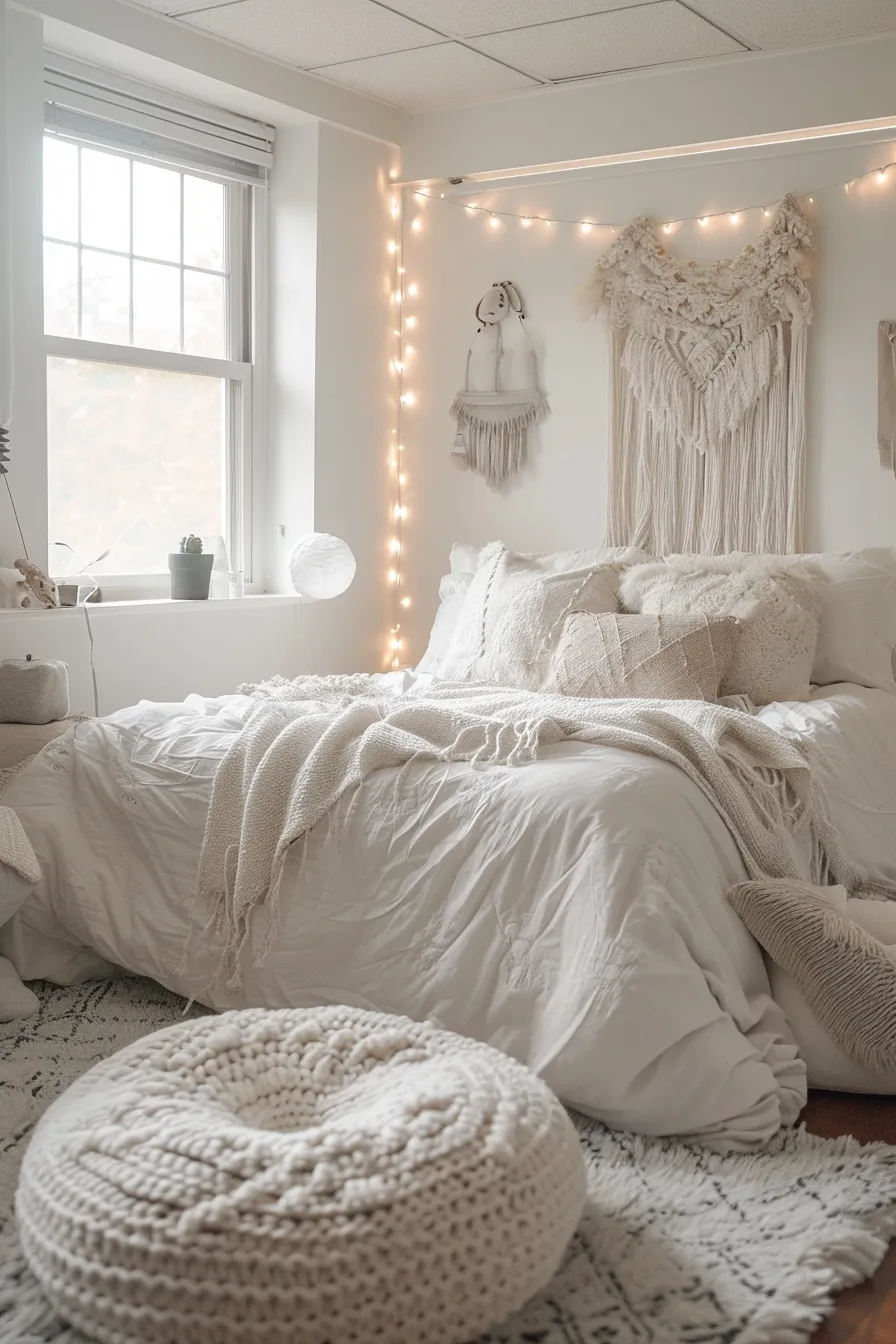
[{"xmin": 168, "ymin": 534, "xmax": 214, "ymax": 600}]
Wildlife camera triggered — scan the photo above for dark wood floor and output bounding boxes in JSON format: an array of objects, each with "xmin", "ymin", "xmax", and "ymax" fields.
[{"xmin": 804, "ymin": 1092, "xmax": 896, "ymax": 1344}]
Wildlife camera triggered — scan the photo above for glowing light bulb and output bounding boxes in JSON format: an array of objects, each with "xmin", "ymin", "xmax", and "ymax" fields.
[
  {"xmin": 394, "ymin": 360, "xmax": 404, "ymax": 373},
  {"xmin": 520, "ymin": 217, "xmax": 532, "ymax": 228},
  {"xmin": 845, "ymin": 182, "xmax": 851, "ymax": 193},
  {"xmin": 399, "ymin": 473, "xmax": 407, "ymax": 485},
  {"xmin": 387, "ymin": 240, "xmax": 397, "ymax": 254},
  {"xmin": 391, "ymin": 658, "xmax": 400, "ymax": 669},
  {"xmin": 388, "ymin": 569, "xmax": 398, "ymax": 583},
  {"xmin": 390, "ymin": 638, "xmax": 400, "ymax": 650},
  {"xmin": 489, "ymin": 215, "xmax": 500, "ymax": 230},
  {"xmin": 397, "ymin": 443, "xmax": 405, "ymax": 451},
  {"xmin": 878, "ymin": 169, "xmax": 888, "ymax": 184},
  {"xmin": 544, "ymin": 219, "xmax": 554, "ymax": 228},
  {"xmin": 389, "ymin": 538, "xmax": 401, "ymax": 554},
  {"xmin": 401, "ymin": 597, "xmax": 411, "ymax": 608},
  {"xmin": 394, "ymin": 505, "xmax": 408, "ymax": 519},
  {"xmin": 580, "ymin": 221, "xmax": 593, "ymax": 234},
  {"xmin": 698, "ymin": 218, "xmax": 708, "ymax": 227},
  {"xmin": 407, "ymin": 283, "xmax": 418, "ymax": 297},
  {"xmin": 389, "ymin": 168, "xmax": 397, "ymax": 180},
  {"xmin": 392, "ymin": 291, "xmax": 402, "ymax": 304},
  {"xmin": 729, "ymin": 213, "xmax": 740, "ymax": 224},
  {"xmin": 662, "ymin": 223, "xmax": 672, "ymax": 234},
  {"xmin": 405, "ymin": 316, "xmax": 417, "ymax": 329},
  {"xmin": 763, "ymin": 208, "xmax": 771, "ymax": 217},
  {"xmin": 390, "ymin": 198, "xmax": 399, "ymax": 218},
  {"xmin": 400, "ymin": 393, "xmax": 415, "ymax": 406},
  {"xmin": 465, "ymin": 204, "xmax": 476, "ymax": 215},
  {"xmin": 411, "ymin": 217, "xmax": 422, "ymax": 232},
  {"xmin": 808, "ymin": 196, "xmax": 814, "ymax": 204}
]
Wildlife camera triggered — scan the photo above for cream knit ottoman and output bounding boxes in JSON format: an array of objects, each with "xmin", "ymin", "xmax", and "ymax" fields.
[{"xmin": 17, "ymin": 1005, "xmax": 586, "ymax": 1344}]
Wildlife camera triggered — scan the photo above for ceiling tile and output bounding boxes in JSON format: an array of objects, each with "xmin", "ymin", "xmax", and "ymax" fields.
[
  {"xmin": 382, "ymin": 0, "xmax": 646, "ymax": 39},
  {"xmin": 470, "ymin": 1, "xmax": 742, "ymax": 79},
  {"xmin": 130, "ymin": 0, "xmax": 220, "ymax": 12},
  {"xmin": 182, "ymin": 0, "xmax": 444, "ymax": 68},
  {"xmin": 687, "ymin": 0, "xmax": 896, "ymax": 49},
  {"xmin": 311, "ymin": 41, "xmax": 540, "ymax": 108}
]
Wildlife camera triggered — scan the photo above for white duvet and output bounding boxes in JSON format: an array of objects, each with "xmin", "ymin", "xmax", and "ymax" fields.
[{"xmin": 2, "ymin": 677, "xmax": 896, "ymax": 1148}]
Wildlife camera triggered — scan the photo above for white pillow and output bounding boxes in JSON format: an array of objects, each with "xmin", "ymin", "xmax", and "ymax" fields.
[
  {"xmin": 619, "ymin": 558, "xmax": 822, "ymax": 705},
  {"xmin": 441, "ymin": 542, "xmax": 622, "ymax": 689},
  {"xmin": 777, "ymin": 549, "xmax": 896, "ymax": 693},
  {"xmin": 675, "ymin": 549, "xmax": 896, "ymax": 693},
  {"xmin": 416, "ymin": 572, "xmax": 475, "ymax": 677}
]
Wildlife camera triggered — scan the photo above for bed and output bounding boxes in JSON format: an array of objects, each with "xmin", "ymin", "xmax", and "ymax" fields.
[{"xmin": 2, "ymin": 543, "xmax": 896, "ymax": 1151}]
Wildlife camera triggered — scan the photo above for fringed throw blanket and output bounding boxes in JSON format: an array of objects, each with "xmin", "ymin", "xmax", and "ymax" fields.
[
  {"xmin": 589, "ymin": 196, "xmax": 812, "ymax": 555},
  {"xmin": 196, "ymin": 676, "xmax": 894, "ymax": 988}
]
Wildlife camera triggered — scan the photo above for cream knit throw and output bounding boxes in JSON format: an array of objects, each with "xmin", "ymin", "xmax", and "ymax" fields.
[
  {"xmin": 196, "ymin": 677, "xmax": 896, "ymax": 985},
  {"xmin": 17, "ymin": 1005, "xmax": 586, "ymax": 1344}
]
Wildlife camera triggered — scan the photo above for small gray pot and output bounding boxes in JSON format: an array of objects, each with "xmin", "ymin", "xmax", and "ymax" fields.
[{"xmin": 168, "ymin": 552, "xmax": 214, "ymax": 600}]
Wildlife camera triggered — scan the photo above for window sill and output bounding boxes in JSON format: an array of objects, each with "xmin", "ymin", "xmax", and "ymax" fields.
[{"xmin": 0, "ymin": 594, "xmax": 301, "ymax": 618}]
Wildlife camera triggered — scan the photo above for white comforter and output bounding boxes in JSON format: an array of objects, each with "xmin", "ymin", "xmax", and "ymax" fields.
[{"xmin": 3, "ymin": 677, "xmax": 895, "ymax": 1148}]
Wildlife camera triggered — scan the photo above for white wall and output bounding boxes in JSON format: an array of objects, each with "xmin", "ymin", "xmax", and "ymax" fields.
[
  {"xmin": 267, "ymin": 121, "xmax": 396, "ymax": 673},
  {"xmin": 400, "ymin": 137, "xmax": 896, "ymax": 660},
  {"xmin": 0, "ymin": 598, "xmax": 301, "ymax": 714},
  {"xmin": 0, "ymin": 7, "xmax": 47, "ymax": 567}
]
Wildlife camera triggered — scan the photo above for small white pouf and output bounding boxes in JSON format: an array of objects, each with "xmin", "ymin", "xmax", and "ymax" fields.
[{"xmin": 17, "ymin": 1006, "xmax": 586, "ymax": 1344}]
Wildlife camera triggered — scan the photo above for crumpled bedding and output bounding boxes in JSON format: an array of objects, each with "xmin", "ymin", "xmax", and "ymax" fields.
[{"xmin": 2, "ymin": 677, "xmax": 894, "ymax": 1146}]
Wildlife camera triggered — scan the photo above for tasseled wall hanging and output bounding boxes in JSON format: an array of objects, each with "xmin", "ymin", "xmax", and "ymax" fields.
[
  {"xmin": 450, "ymin": 281, "xmax": 548, "ymax": 489},
  {"xmin": 589, "ymin": 195, "xmax": 812, "ymax": 555},
  {"xmin": 878, "ymin": 320, "xmax": 896, "ymax": 474}
]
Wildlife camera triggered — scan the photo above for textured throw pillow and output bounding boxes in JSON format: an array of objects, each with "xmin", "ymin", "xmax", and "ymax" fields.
[
  {"xmin": 693, "ymin": 549, "xmax": 896, "ymax": 693},
  {"xmin": 727, "ymin": 880, "xmax": 896, "ymax": 1076},
  {"xmin": 441, "ymin": 542, "xmax": 621, "ymax": 689},
  {"xmin": 619, "ymin": 560, "xmax": 822, "ymax": 705},
  {"xmin": 550, "ymin": 611, "xmax": 741, "ymax": 701}
]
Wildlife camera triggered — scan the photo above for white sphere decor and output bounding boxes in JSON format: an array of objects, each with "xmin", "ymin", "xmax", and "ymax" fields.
[
  {"xmin": 17, "ymin": 1006, "xmax": 586, "ymax": 1344},
  {"xmin": 289, "ymin": 532, "xmax": 355, "ymax": 602}
]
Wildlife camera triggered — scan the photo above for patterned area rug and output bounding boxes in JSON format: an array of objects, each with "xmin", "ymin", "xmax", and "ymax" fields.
[{"xmin": 1, "ymin": 979, "xmax": 896, "ymax": 1344}]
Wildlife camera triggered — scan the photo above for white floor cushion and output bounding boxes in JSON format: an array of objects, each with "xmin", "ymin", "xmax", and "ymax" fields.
[{"xmin": 17, "ymin": 1005, "xmax": 586, "ymax": 1344}]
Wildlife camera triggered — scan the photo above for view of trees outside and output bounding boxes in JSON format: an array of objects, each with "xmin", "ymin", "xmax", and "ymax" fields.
[{"xmin": 43, "ymin": 137, "xmax": 231, "ymax": 573}]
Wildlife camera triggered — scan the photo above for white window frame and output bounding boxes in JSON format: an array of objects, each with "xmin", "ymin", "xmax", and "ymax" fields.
[{"xmin": 42, "ymin": 112, "xmax": 269, "ymax": 597}]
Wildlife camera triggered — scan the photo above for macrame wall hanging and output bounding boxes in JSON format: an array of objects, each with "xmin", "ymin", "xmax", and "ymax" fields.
[
  {"xmin": 878, "ymin": 320, "xmax": 896, "ymax": 474},
  {"xmin": 589, "ymin": 195, "xmax": 812, "ymax": 555},
  {"xmin": 450, "ymin": 281, "xmax": 548, "ymax": 489}
]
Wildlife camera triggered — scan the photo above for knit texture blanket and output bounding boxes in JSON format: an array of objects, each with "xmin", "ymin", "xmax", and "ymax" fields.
[{"xmin": 196, "ymin": 677, "xmax": 896, "ymax": 985}]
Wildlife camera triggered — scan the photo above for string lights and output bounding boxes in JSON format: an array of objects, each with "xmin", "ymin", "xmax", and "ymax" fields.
[
  {"xmin": 386, "ymin": 154, "xmax": 895, "ymax": 666},
  {"xmin": 385, "ymin": 185, "xmax": 419, "ymax": 669},
  {"xmin": 409, "ymin": 157, "xmax": 896, "ymax": 233}
]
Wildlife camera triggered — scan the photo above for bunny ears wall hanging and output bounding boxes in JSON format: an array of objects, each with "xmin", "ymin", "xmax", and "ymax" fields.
[{"xmin": 450, "ymin": 281, "xmax": 548, "ymax": 489}]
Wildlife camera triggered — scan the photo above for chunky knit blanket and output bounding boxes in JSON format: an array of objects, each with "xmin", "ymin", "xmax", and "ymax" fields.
[{"xmin": 197, "ymin": 677, "xmax": 896, "ymax": 984}]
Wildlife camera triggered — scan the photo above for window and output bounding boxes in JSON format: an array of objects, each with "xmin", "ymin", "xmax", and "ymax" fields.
[{"xmin": 42, "ymin": 61, "xmax": 273, "ymax": 589}]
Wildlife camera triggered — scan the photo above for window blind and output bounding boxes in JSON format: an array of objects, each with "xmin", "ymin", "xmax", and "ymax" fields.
[{"xmin": 44, "ymin": 55, "xmax": 275, "ymax": 186}]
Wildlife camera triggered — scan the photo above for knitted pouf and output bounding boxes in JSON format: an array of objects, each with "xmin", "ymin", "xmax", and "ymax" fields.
[{"xmin": 16, "ymin": 1005, "xmax": 586, "ymax": 1344}]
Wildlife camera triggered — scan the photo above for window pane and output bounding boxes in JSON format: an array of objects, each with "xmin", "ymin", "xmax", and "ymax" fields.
[
  {"xmin": 81, "ymin": 249, "xmax": 130, "ymax": 343},
  {"xmin": 47, "ymin": 357, "xmax": 226, "ymax": 575},
  {"xmin": 81, "ymin": 147, "xmax": 130, "ymax": 253},
  {"xmin": 43, "ymin": 242, "xmax": 78, "ymax": 338},
  {"xmin": 133, "ymin": 162, "xmax": 181, "ymax": 263},
  {"xmin": 183, "ymin": 174, "xmax": 224, "ymax": 271},
  {"xmin": 133, "ymin": 260, "xmax": 181, "ymax": 352},
  {"xmin": 184, "ymin": 269, "xmax": 224, "ymax": 357},
  {"xmin": 43, "ymin": 139, "xmax": 79, "ymax": 243}
]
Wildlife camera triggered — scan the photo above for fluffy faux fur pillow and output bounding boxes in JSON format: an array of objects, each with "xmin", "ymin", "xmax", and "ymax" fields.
[
  {"xmin": 441, "ymin": 542, "xmax": 621, "ymax": 690},
  {"xmin": 550, "ymin": 611, "xmax": 741, "ymax": 701},
  {"xmin": 619, "ymin": 557, "xmax": 822, "ymax": 705}
]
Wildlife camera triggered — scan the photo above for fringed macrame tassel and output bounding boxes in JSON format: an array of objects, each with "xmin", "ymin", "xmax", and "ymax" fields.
[
  {"xmin": 451, "ymin": 429, "xmax": 470, "ymax": 471},
  {"xmin": 450, "ymin": 389, "xmax": 548, "ymax": 490}
]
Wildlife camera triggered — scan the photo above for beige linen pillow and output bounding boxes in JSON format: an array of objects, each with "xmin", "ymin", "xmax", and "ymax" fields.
[
  {"xmin": 550, "ymin": 611, "xmax": 741, "ymax": 701},
  {"xmin": 727, "ymin": 879, "xmax": 896, "ymax": 1075},
  {"xmin": 441, "ymin": 542, "xmax": 621, "ymax": 689},
  {"xmin": 619, "ymin": 560, "xmax": 822, "ymax": 705}
]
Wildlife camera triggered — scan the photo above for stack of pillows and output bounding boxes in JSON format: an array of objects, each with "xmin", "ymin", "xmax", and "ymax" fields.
[{"xmin": 417, "ymin": 541, "xmax": 896, "ymax": 706}]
